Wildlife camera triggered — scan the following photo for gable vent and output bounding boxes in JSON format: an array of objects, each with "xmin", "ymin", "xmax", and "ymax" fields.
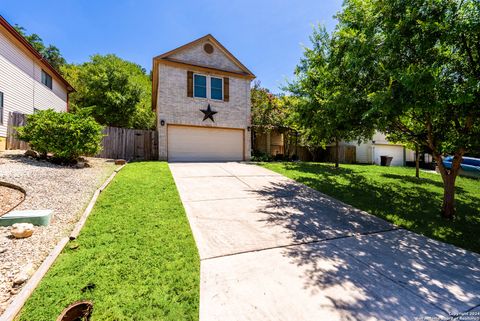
[{"xmin": 204, "ymin": 43, "xmax": 214, "ymax": 54}]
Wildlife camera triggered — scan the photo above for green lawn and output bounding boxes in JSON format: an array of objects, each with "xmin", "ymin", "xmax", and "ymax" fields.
[
  {"xmin": 261, "ymin": 162, "xmax": 480, "ymax": 253},
  {"xmin": 18, "ymin": 162, "xmax": 199, "ymax": 321}
]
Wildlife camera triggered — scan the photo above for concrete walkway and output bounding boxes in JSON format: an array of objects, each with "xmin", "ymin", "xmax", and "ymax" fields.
[{"xmin": 169, "ymin": 162, "xmax": 480, "ymax": 321}]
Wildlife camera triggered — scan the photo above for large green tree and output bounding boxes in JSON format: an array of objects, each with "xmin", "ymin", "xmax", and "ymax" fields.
[
  {"xmin": 61, "ymin": 54, "xmax": 155, "ymax": 129},
  {"xmin": 289, "ymin": 26, "xmax": 376, "ymax": 167},
  {"xmin": 14, "ymin": 25, "xmax": 66, "ymax": 71},
  {"xmin": 332, "ymin": 0, "xmax": 480, "ymax": 218}
]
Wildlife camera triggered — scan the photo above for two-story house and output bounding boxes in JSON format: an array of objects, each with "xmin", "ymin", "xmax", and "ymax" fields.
[
  {"xmin": 0, "ymin": 15, "xmax": 74, "ymax": 150},
  {"xmin": 152, "ymin": 34, "xmax": 255, "ymax": 161}
]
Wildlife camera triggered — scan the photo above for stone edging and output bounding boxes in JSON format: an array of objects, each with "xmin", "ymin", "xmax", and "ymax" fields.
[
  {"xmin": 0, "ymin": 163, "xmax": 127, "ymax": 321},
  {"xmin": 70, "ymin": 163, "xmax": 126, "ymax": 240}
]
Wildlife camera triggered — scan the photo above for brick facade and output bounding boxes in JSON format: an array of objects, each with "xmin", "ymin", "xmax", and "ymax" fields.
[{"xmin": 154, "ymin": 38, "xmax": 253, "ymax": 160}]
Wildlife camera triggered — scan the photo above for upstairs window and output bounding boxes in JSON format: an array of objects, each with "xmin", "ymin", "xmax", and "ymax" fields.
[
  {"xmin": 193, "ymin": 74, "xmax": 207, "ymax": 98},
  {"xmin": 210, "ymin": 77, "xmax": 223, "ymax": 100},
  {"xmin": 188, "ymin": 71, "xmax": 228, "ymax": 101},
  {"xmin": 0, "ymin": 92, "xmax": 3, "ymax": 125},
  {"xmin": 41, "ymin": 70, "xmax": 52, "ymax": 89}
]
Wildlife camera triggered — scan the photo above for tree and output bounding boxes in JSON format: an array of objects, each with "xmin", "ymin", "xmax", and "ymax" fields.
[
  {"xmin": 251, "ymin": 81, "xmax": 283, "ymax": 133},
  {"xmin": 288, "ymin": 26, "xmax": 376, "ymax": 167},
  {"xmin": 14, "ymin": 25, "xmax": 66, "ymax": 71},
  {"xmin": 251, "ymin": 82, "xmax": 286, "ymax": 156},
  {"xmin": 332, "ymin": 0, "xmax": 480, "ymax": 218},
  {"xmin": 251, "ymin": 82, "xmax": 301, "ymax": 158},
  {"xmin": 61, "ymin": 54, "xmax": 155, "ymax": 129}
]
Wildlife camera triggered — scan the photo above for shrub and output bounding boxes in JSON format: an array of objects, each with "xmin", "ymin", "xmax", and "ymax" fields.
[
  {"xmin": 17, "ymin": 109, "xmax": 103, "ymax": 162},
  {"xmin": 251, "ymin": 150, "xmax": 273, "ymax": 162}
]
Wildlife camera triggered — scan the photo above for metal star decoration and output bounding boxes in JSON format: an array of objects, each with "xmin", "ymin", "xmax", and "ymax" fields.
[{"xmin": 200, "ymin": 104, "xmax": 217, "ymax": 122}]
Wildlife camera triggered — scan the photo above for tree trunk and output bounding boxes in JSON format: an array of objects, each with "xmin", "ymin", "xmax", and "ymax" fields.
[
  {"xmin": 415, "ymin": 144, "xmax": 420, "ymax": 179},
  {"xmin": 442, "ymin": 173, "xmax": 456, "ymax": 219},
  {"xmin": 434, "ymin": 153, "xmax": 462, "ymax": 219},
  {"xmin": 335, "ymin": 137, "xmax": 339, "ymax": 168}
]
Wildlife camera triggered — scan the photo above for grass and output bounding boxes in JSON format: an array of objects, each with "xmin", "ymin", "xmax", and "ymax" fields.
[
  {"xmin": 17, "ymin": 162, "xmax": 199, "ymax": 321},
  {"xmin": 261, "ymin": 162, "xmax": 480, "ymax": 253}
]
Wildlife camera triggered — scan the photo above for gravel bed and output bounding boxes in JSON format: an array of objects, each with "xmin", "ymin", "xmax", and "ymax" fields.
[
  {"xmin": 0, "ymin": 186, "xmax": 24, "ymax": 216},
  {"xmin": 0, "ymin": 150, "xmax": 117, "ymax": 315}
]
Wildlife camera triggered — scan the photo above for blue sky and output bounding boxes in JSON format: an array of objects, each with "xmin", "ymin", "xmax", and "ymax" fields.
[{"xmin": 2, "ymin": 0, "xmax": 342, "ymax": 92}]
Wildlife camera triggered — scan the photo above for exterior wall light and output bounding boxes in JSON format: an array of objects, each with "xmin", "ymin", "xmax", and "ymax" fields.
[{"xmin": 160, "ymin": 120, "xmax": 165, "ymax": 126}]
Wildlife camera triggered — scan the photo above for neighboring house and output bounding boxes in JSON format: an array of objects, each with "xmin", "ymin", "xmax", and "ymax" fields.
[
  {"xmin": 152, "ymin": 34, "xmax": 255, "ymax": 161},
  {"xmin": 0, "ymin": 15, "xmax": 74, "ymax": 150},
  {"xmin": 347, "ymin": 132, "xmax": 407, "ymax": 166},
  {"xmin": 345, "ymin": 131, "xmax": 431, "ymax": 166}
]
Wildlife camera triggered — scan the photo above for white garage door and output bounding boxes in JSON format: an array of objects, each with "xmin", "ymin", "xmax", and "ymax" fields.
[
  {"xmin": 374, "ymin": 145, "xmax": 405, "ymax": 166},
  {"xmin": 168, "ymin": 126, "xmax": 244, "ymax": 162}
]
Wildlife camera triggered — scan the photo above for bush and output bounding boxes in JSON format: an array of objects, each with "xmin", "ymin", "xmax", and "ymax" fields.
[
  {"xmin": 17, "ymin": 109, "xmax": 103, "ymax": 162},
  {"xmin": 251, "ymin": 150, "xmax": 273, "ymax": 162}
]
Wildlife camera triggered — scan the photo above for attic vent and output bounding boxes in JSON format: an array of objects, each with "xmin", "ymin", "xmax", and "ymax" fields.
[{"xmin": 204, "ymin": 43, "xmax": 214, "ymax": 54}]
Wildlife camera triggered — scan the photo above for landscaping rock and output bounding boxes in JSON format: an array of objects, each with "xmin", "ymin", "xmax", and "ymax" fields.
[
  {"xmin": 0, "ymin": 150, "xmax": 116, "ymax": 315},
  {"xmin": 75, "ymin": 162, "xmax": 85, "ymax": 169},
  {"xmin": 115, "ymin": 159, "xmax": 126, "ymax": 165},
  {"xmin": 13, "ymin": 263, "xmax": 35, "ymax": 286},
  {"xmin": 24, "ymin": 150, "xmax": 38, "ymax": 158},
  {"xmin": 10, "ymin": 223, "xmax": 34, "ymax": 239},
  {"xmin": 9, "ymin": 288, "xmax": 19, "ymax": 295}
]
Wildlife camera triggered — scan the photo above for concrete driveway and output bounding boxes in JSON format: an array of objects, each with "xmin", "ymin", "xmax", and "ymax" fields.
[{"xmin": 169, "ymin": 162, "xmax": 480, "ymax": 321}]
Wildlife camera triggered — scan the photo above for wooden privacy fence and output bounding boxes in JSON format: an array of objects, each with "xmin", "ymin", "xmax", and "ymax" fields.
[
  {"xmin": 97, "ymin": 126, "xmax": 159, "ymax": 161},
  {"xmin": 6, "ymin": 112, "xmax": 158, "ymax": 161},
  {"xmin": 6, "ymin": 112, "xmax": 29, "ymax": 150},
  {"xmin": 326, "ymin": 145, "xmax": 357, "ymax": 164}
]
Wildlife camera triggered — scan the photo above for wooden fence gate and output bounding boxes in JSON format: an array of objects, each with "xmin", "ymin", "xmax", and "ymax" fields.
[
  {"xmin": 96, "ymin": 126, "xmax": 159, "ymax": 161},
  {"xmin": 6, "ymin": 112, "xmax": 28, "ymax": 150}
]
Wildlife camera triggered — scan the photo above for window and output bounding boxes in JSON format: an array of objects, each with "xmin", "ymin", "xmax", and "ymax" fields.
[
  {"xmin": 210, "ymin": 77, "xmax": 223, "ymax": 100},
  {"xmin": 193, "ymin": 74, "xmax": 207, "ymax": 98},
  {"xmin": 189, "ymin": 73, "xmax": 227, "ymax": 101},
  {"xmin": 0, "ymin": 92, "xmax": 3, "ymax": 125},
  {"xmin": 41, "ymin": 70, "xmax": 52, "ymax": 89}
]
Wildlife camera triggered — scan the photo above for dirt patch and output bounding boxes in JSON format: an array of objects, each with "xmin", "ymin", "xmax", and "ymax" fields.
[{"xmin": 0, "ymin": 185, "xmax": 25, "ymax": 217}]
